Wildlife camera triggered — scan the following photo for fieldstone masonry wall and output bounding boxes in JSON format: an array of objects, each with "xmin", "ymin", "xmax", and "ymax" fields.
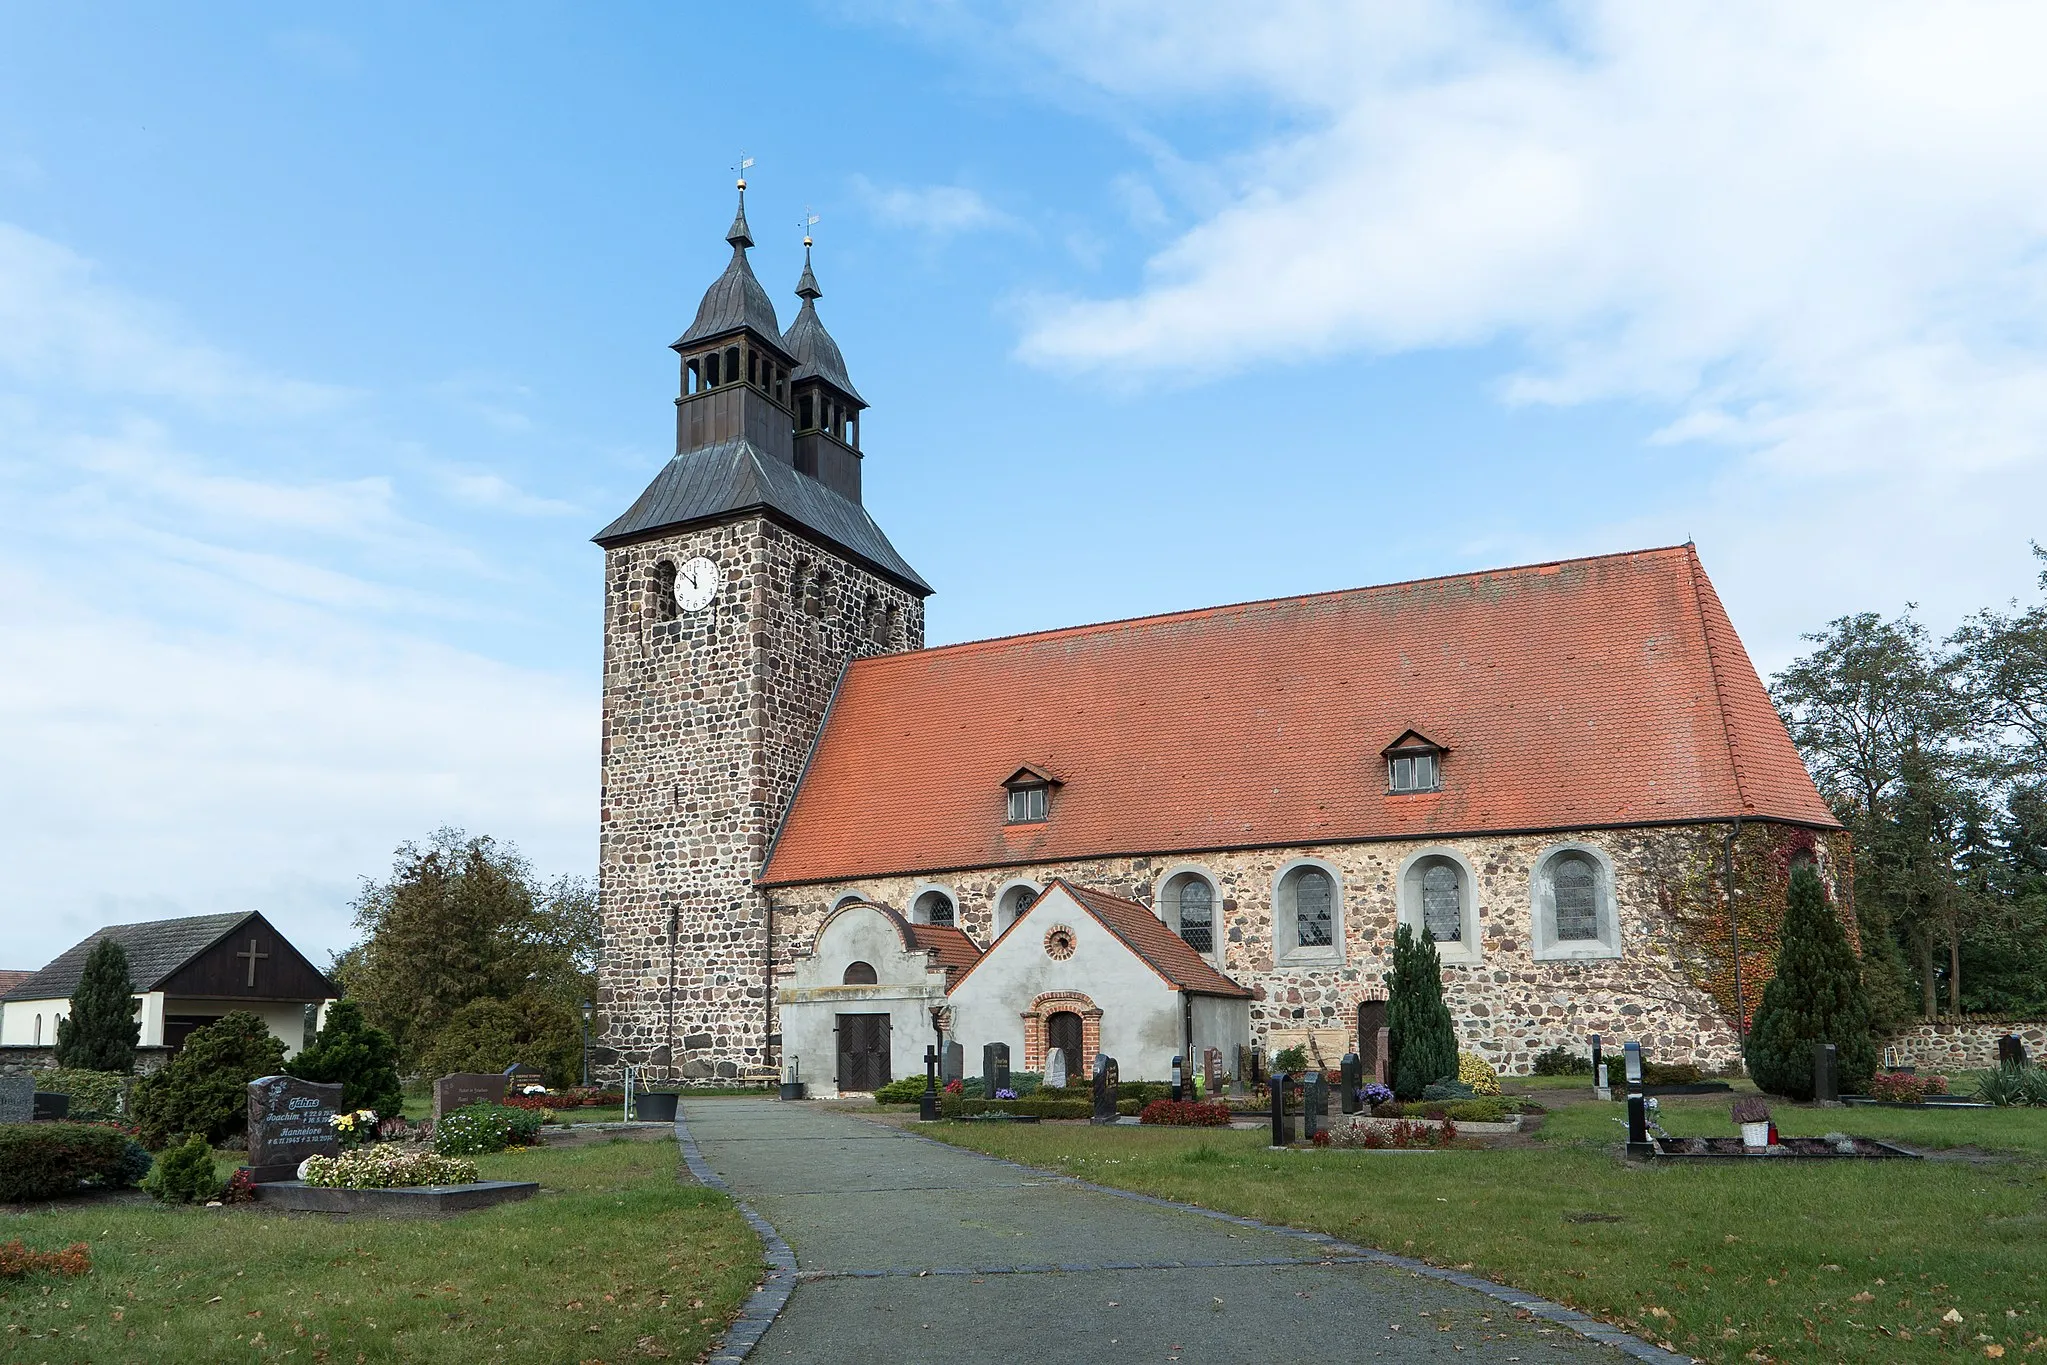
[
  {"xmin": 598, "ymin": 513, "xmax": 923, "ymax": 1080},
  {"xmin": 1882, "ymin": 1021, "xmax": 2047, "ymax": 1073},
  {"xmin": 768, "ymin": 823, "xmax": 1794, "ymax": 1074}
]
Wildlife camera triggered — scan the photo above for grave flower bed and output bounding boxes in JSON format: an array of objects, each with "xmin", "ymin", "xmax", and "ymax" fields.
[
  {"xmin": 301, "ymin": 1148, "xmax": 481, "ymax": 1189},
  {"xmin": 1326, "ymin": 1118, "xmax": 1459, "ymax": 1149},
  {"xmin": 1868, "ymin": 1071, "xmax": 1949, "ymax": 1104},
  {"xmin": 434, "ymin": 1102, "xmax": 547, "ymax": 1155},
  {"xmin": 1138, "ymin": 1099, "xmax": 1233, "ymax": 1127}
]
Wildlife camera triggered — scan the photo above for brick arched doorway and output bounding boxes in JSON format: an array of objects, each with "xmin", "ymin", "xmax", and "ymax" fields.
[{"xmin": 1022, "ymin": 991, "xmax": 1102, "ymax": 1073}]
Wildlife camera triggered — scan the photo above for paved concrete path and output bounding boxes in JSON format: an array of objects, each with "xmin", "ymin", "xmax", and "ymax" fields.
[{"xmin": 682, "ymin": 1099, "xmax": 1646, "ymax": 1365}]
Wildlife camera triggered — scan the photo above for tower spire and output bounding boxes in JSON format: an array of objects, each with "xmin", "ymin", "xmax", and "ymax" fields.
[
  {"xmin": 796, "ymin": 208, "xmax": 822, "ymax": 300},
  {"xmin": 726, "ymin": 154, "xmax": 756, "ymax": 248}
]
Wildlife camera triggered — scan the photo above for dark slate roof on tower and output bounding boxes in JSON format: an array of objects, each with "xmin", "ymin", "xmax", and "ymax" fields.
[
  {"xmin": 674, "ymin": 193, "xmax": 785, "ymax": 351},
  {"xmin": 3, "ymin": 911, "xmax": 258, "ymax": 1001},
  {"xmin": 592, "ymin": 438, "xmax": 930, "ymax": 593},
  {"xmin": 781, "ymin": 247, "xmax": 864, "ymax": 404}
]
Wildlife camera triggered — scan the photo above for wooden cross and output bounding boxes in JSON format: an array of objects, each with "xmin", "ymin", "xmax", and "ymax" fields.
[{"xmin": 237, "ymin": 938, "xmax": 269, "ymax": 988}]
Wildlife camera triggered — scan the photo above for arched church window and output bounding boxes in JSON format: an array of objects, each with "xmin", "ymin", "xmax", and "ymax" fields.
[
  {"xmin": 686, "ymin": 358, "xmax": 702, "ymax": 394},
  {"xmin": 798, "ymin": 394, "xmax": 814, "ymax": 430},
  {"xmin": 843, "ymin": 961, "xmax": 878, "ymax": 985},
  {"xmin": 723, "ymin": 346, "xmax": 740, "ymax": 385},
  {"xmin": 915, "ymin": 889, "xmax": 956, "ymax": 928},
  {"xmin": 1551, "ymin": 855, "xmax": 1598, "ymax": 941},
  {"xmin": 1176, "ymin": 877, "xmax": 1215, "ymax": 954},
  {"xmin": 1421, "ymin": 862, "xmax": 1462, "ymax": 943},
  {"xmin": 653, "ymin": 560, "xmax": 679, "ymax": 621},
  {"xmin": 704, "ymin": 352, "xmax": 721, "ymax": 387},
  {"xmin": 996, "ymin": 883, "xmax": 1038, "ymax": 931},
  {"xmin": 1291, "ymin": 868, "xmax": 1332, "ymax": 947},
  {"xmin": 1529, "ymin": 844, "xmax": 1622, "ymax": 961}
]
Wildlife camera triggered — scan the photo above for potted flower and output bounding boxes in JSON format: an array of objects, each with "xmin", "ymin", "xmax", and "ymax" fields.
[
  {"xmin": 328, "ymin": 1108, "xmax": 381, "ymax": 1149},
  {"xmin": 1731, "ymin": 1096, "xmax": 1772, "ymax": 1149}
]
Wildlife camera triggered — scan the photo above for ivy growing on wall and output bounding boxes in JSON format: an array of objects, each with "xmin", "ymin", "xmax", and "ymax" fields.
[{"xmin": 1650, "ymin": 823, "xmax": 1857, "ymax": 1031}]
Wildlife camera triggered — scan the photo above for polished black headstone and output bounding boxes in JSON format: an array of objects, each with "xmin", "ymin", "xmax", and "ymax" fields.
[
  {"xmin": 1999, "ymin": 1034, "xmax": 2030, "ymax": 1068},
  {"xmin": 1339, "ymin": 1053, "xmax": 1362, "ymax": 1114},
  {"xmin": 941, "ymin": 1040, "xmax": 964, "ymax": 1086},
  {"xmin": 983, "ymin": 1042, "xmax": 1011, "ymax": 1097},
  {"xmin": 1589, "ymin": 1033, "xmax": 1604, "ymax": 1083},
  {"xmin": 1269, "ymin": 1072, "xmax": 1295, "ymax": 1146},
  {"xmin": 1812, "ymin": 1042, "xmax": 1839, "ymax": 1103},
  {"xmin": 32, "ymin": 1091, "xmax": 70, "ymax": 1121},
  {"xmin": 1303, "ymin": 1074, "xmax": 1327, "ymax": 1140},
  {"xmin": 246, "ymin": 1075, "xmax": 344, "ymax": 1182},
  {"xmin": 1625, "ymin": 1093, "xmax": 1653, "ymax": 1157},
  {"xmin": 1623, "ymin": 1040, "xmax": 1644, "ymax": 1087},
  {"xmin": 1091, "ymin": 1054, "xmax": 1120, "ymax": 1126},
  {"xmin": 919, "ymin": 1044, "xmax": 939, "ymax": 1121},
  {"xmin": 1171, "ymin": 1054, "xmax": 1185, "ymax": 1102}
]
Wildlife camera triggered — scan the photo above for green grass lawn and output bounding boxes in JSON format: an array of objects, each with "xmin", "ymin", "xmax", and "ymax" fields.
[
  {"xmin": 925, "ymin": 1094, "xmax": 2047, "ymax": 1364},
  {"xmin": 1, "ymin": 1136, "xmax": 762, "ymax": 1364}
]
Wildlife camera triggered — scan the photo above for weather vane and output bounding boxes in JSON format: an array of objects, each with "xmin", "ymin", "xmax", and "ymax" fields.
[
  {"xmin": 800, "ymin": 207, "xmax": 819, "ymax": 247},
  {"xmin": 733, "ymin": 153, "xmax": 755, "ymax": 191}
]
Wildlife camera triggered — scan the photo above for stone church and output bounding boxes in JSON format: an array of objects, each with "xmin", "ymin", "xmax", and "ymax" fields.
[{"xmin": 593, "ymin": 186, "xmax": 1847, "ymax": 1094}]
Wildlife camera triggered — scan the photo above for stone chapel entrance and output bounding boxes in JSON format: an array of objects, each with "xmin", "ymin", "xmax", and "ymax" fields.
[
  {"xmin": 835, "ymin": 1014, "xmax": 891, "ymax": 1092},
  {"xmin": 1046, "ymin": 1011, "xmax": 1083, "ymax": 1079}
]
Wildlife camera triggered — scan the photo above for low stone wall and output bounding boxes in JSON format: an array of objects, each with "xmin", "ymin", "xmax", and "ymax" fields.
[
  {"xmin": 0, "ymin": 1045, "xmax": 176, "ymax": 1078},
  {"xmin": 1882, "ymin": 1021, "xmax": 2045, "ymax": 1072}
]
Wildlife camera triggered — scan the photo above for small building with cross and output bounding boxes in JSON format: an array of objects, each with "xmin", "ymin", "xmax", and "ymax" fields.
[{"xmin": 0, "ymin": 911, "xmax": 338, "ymax": 1059}]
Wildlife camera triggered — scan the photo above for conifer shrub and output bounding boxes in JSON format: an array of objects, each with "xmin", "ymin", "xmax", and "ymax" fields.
[
  {"xmin": 141, "ymin": 1135, "xmax": 222, "ymax": 1205},
  {"xmin": 1742, "ymin": 865, "xmax": 1877, "ymax": 1100},
  {"xmin": 1387, "ymin": 923, "xmax": 1458, "ymax": 1101},
  {"xmin": 53, "ymin": 938, "xmax": 140, "ymax": 1073},
  {"xmin": 0, "ymin": 1123, "xmax": 150, "ymax": 1202},
  {"xmin": 287, "ymin": 1000, "xmax": 403, "ymax": 1118},
  {"xmin": 132, "ymin": 1011, "xmax": 288, "ymax": 1149},
  {"xmin": 1532, "ymin": 1046, "xmax": 1593, "ymax": 1076}
]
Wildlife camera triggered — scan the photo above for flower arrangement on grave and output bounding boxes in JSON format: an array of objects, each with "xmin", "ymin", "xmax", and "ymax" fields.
[
  {"xmin": 993, "ymin": 1088, "xmax": 1018, "ymax": 1100},
  {"xmin": 1456, "ymin": 1053, "xmax": 1502, "ymax": 1095},
  {"xmin": 944, "ymin": 1078, "xmax": 963, "ymax": 1095},
  {"xmin": 1327, "ymin": 1118, "xmax": 1458, "ymax": 1149},
  {"xmin": 1868, "ymin": 1072, "xmax": 1948, "ymax": 1104},
  {"xmin": 301, "ymin": 1148, "xmax": 480, "ymax": 1190},
  {"xmin": 1730, "ymin": 1096, "xmax": 1773, "ymax": 1148},
  {"xmin": 220, "ymin": 1168, "xmax": 257, "ymax": 1205},
  {"xmin": 328, "ymin": 1108, "xmax": 382, "ymax": 1148},
  {"xmin": 1358, "ymin": 1082, "xmax": 1396, "ymax": 1111}
]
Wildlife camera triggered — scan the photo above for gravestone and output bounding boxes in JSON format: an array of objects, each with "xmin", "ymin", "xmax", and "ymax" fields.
[
  {"xmin": 1624, "ymin": 1093, "xmax": 1652, "ymax": 1158},
  {"xmin": 1999, "ymin": 1035, "xmax": 2030, "ymax": 1068},
  {"xmin": 0, "ymin": 1076, "xmax": 33, "ymax": 1123},
  {"xmin": 1237, "ymin": 1044, "xmax": 1264, "ymax": 1090},
  {"xmin": 1303, "ymin": 1073, "xmax": 1327, "ymax": 1141},
  {"xmin": 1171, "ymin": 1054, "xmax": 1185, "ymax": 1103},
  {"xmin": 1204, "ymin": 1047, "xmax": 1224, "ymax": 1099},
  {"xmin": 245, "ymin": 1075, "xmax": 344, "ymax": 1183},
  {"xmin": 502, "ymin": 1062, "xmax": 544, "ymax": 1094},
  {"xmin": 1812, "ymin": 1042, "xmax": 1839, "ymax": 1103},
  {"xmin": 941, "ymin": 1040, "xmax": 964, "ymax": 1086},
  {"xmin": 1091, "ymin": 1054, "xmax": 1119, "ymax": 1126},
  {"xmin": 1373, "ymin": 1028, "xmax": 1391, "ymax": 1085},
  {"xmin": 1622, "ymin": 1040, "xmax": 1644, "ymax": 1089},
  {"xmin": 1339, "ymin": 1053, "xmax": 1362, "ymax": 1114},
  {"xmin": 920, "ymin": 1045, "xmax": 939, "ymax": 1121},
  {"xmin": 1044, "ymin": 1047, "xmax": 1069, "ymax": 1091},
  {"xmin": 1357, "ymin": 999, "xmax": 1388, "ymax": 1072},
  {"xmin": 1269, "ymin": 1072, "xmax": 1295, "ymax": 1147},
  {"xmin": 434, "ymin": 1072, "xmax": 507, "ymax": 1123},
  {"xmin": 1589, "ymin": 1033, "xmax": 1604, "ymax": 1084},
  {"xmin": 983, "ymin": 1042, "xmax": 1011, "ymax": 1098},
  {"xmin": 33, "ymin": 1092, "xmax": 70, "ymax": 1121}
]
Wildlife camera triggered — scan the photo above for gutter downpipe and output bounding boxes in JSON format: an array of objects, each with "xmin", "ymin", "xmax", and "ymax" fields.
[{"xmin": 1724, "ymin": 816, "xmax": 1746, "ymax": 1041}]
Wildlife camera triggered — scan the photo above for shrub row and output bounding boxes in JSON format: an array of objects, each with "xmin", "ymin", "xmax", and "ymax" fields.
[
  {"xmin": 1371, "ymin": 1098, "xmax": 1516, "ymax": 1123},
  {"xmin": 941, "ymin": 1096, "xmax": 1094, "ymax": 1120},
  {"xmin": 31, "ymin": 1069, "xmax": 130, "ymax": 1118},
  {"xmin": 0, "ymin": 1123, "xmax": 153, "ymax": 1203},
  {"xmin": 1138, "ymin": 1100, "xmax": 1233, "ymax": 1127}
]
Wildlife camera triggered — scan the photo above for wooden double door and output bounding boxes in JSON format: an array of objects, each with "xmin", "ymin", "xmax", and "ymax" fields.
[{"xmin": 836, "ymin": 1013, "xmax": 892, "ymax": 1092}]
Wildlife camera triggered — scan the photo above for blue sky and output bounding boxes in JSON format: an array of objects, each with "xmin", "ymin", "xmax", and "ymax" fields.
[{"xmin": 4, "ymin": 2, "xmax": 2046, "ymax": 969}]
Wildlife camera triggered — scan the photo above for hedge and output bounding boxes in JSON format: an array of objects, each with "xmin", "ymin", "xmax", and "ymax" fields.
[
  {"xmin": 940, "ymin": 1096, "xmax": 1094, "ymax": 1120},
  {"xmin": 0, "ymin": 1123, "xmax": 153, "ymax": 1202},
  {"xmin": 31, "ymin": 1069, "xmax": 130, "ymax": 1119}
]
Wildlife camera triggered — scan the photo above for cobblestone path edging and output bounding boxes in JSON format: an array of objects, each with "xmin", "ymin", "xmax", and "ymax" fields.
[{"xmin": 673, "ymin": 1107, "xmax": 799, "ymax": 1365}]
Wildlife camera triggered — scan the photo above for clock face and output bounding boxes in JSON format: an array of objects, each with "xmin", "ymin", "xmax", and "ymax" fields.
[{"xmin": 675, "ymin": 556, "xmax": 722, "ymax": 612}]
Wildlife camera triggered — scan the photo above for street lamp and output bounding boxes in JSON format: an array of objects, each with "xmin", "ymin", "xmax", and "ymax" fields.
[{"xmin": 579, "ymin": 1000, "xmax": 594, "ymax": 1089}]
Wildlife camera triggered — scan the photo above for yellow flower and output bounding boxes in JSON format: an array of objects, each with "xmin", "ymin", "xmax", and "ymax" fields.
[{"xmin": 1456, "ymin": 1052, "xmax": 1501, "ymax": 1095}]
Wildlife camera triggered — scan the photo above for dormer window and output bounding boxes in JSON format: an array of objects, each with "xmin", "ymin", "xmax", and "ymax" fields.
[
  {"xmin": 1001, "ymin": 765, "xmax": 1060, "ymax": 825},
  {"xmin": 1382, "ymin": 730, "xmax": 1446, "ymax": 794}
]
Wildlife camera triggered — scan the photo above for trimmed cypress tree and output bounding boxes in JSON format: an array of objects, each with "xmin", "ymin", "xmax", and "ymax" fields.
[
  {"xmin": 54, "ymin": 938, "xmax": 140, "ymax": 1072},
  {"xmin": 1742, "ymin": 865, "xmax": 1878, "ymax": 1099},
  {"xmin": 1387, "ymin": 923, "xmax": 1458, "ymax": 1101},
  {"xmin": 288, "ymin": 1000, "xmax": 404, "ymax": 1118}
]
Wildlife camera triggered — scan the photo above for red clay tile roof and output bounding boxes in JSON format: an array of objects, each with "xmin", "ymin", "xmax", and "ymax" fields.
[
  {"xmin": 1056, "ymin": 882, "xmax": 1252, "ymax": 998},
  {"xmin": 0, "ymin": 971, "xmax": 32, "ymax": 998},
  {"xmin": 761, "ymin": 545, "xmax": 1835, "ymax": 886},
  {"xmin": 903, "ymin": 922, "xmax": 984, "ymax": 986}
]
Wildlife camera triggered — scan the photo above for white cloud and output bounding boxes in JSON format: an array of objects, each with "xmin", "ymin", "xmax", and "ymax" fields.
[
  {"xmin": 439, "ymin": 469, "xmax": 582, "ymax": 517},
  {"xmin": 854, "ymin": 176, "xmax": 1016, "ymax": 236},
  {"xmin": 908, "ymin": 1, "xmax": 2047, "ymax": 652}
]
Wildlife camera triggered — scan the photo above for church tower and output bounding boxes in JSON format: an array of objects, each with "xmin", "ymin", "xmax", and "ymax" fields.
[{"xmin": 593, "ymin": 181, "xmax": 930, "ymax": 1081}]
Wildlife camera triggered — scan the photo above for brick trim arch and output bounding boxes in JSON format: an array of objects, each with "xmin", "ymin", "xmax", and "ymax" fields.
[{"xmin": 1021, "ymin": 990, "xmax": 1103, "ymax": 1072}]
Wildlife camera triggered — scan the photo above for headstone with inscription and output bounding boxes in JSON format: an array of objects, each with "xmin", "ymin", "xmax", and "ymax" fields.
[
  {"xmin": 502, "ymin": 1062, "xmax": 544, "ymax": 1094},
  {"xmin": 1812, "ymin": 1042, "xmax": 1839, "ymax": 1103},
  {"xmin": 1303, "ymin": 1073, "xmax": 1327, "ymax": 1141},
  {"xmin": 1374, "ymin": 1028, "xmax": 1391, "ymax": 1086},
  {"xmin": 1090, "ymin": 1054, "xmax": 1119, "ymax": 1126},
  {"xmin": 1204, "ymin": 1047, "xmax": 1224, "ymax": 1099},
  {"xmin": 1044, "ymin": 1047, "xmax": 1069, "ymax": 1092},
  {"xmin": 1339, "ymin": 1053, "xmax": 1363, "ymax": 1114},
  {"xmin": 0, "ymin": 1077, "xmax": 34, "ymax": 1123},
  {"xmin": 941, "ymin": 1040, "xmax": 964, "ymax": 1086},
  {"xmin": 434, "ymin": 1072, "xmax": 508, "ymax": 1123},
  {"xmin": 1269, "ymin": 1072, "xmax": 1295, "ymax": 1147},
  {"xmin": 1171, "ymin": 1054, "xmax": 1185, "ymax": 1102},
  {"xmin": 983, "ymin": 1042, "xmax": 1011, "ymax": 1098},
  {"xmin": 245, "ymin": 1075, "xmax": 343, "ymax": 1183},
  {"xmin": 1357, "ymin": 999, "xmax": 1388, "ymax": 1073},
  {"xmin": 33, "ymin": 1092, "xmax": 70, "ymax": 1121}
]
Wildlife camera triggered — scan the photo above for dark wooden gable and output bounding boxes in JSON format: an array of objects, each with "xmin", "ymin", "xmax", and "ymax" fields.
[{"xmin": 153, "ymin": 912, "xmax": 338, "ymax": 1002}]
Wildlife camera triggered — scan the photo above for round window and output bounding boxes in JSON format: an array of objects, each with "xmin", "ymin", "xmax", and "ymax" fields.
[{"xmin": 1043, "ymin": 925, "xmax": 1077, "ymax": 961}]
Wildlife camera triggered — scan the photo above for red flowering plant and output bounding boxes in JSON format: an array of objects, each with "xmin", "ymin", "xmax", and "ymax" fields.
[
  {"xmin": 220, "ymin": 1168, "xmax": 257, "ymax": 1205},
  {"xmin": 944, "ymin": 1078, "xmax": 963, "ymax": 1095},
  {"xmin": 1869, "ymin": 1072, "xmax": 1949, "ymax": 1104},
  {"xmin": 1138, "ymin": 1099, "xmax": 1233, "ymax": 1127},
  {"xmin": 1328, "ymin": 1118, "xmax": 1459, "ymax": 1150}
]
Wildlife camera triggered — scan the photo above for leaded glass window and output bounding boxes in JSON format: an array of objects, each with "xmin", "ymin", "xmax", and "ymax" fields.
[
  {"xmin": 1177, "ymin": 877, "xmax": 1214, "ymax": 954},
  {"xmin": 1293, "ymin": 868, "xmax": 1333, "ymax": 947},
  {"xmin": 917, "ymin": 889, "xmax": 955, "ymax": 928},
  {"xmin": 1552, "ymin": 856, "xmax": 1598, "ymax": 941},
  {"xmin": 1421, "ymin": 862, "xmax": 1462, "ymax": 942}
]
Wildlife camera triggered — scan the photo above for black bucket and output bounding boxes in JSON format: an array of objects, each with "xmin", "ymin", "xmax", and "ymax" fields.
[{"xmin": 632, "ymin": 1090, "xmax": 678, "ymax": 1122}]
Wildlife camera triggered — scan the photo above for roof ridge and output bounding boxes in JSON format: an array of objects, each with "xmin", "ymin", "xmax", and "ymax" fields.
[
  {"xmin": 855, "ymin": 543, "xmax": 1699, "ymax": 667},
  {"xmin": 1684, "ymin": 545, "xmax": 1753, "ymax": 813}
]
